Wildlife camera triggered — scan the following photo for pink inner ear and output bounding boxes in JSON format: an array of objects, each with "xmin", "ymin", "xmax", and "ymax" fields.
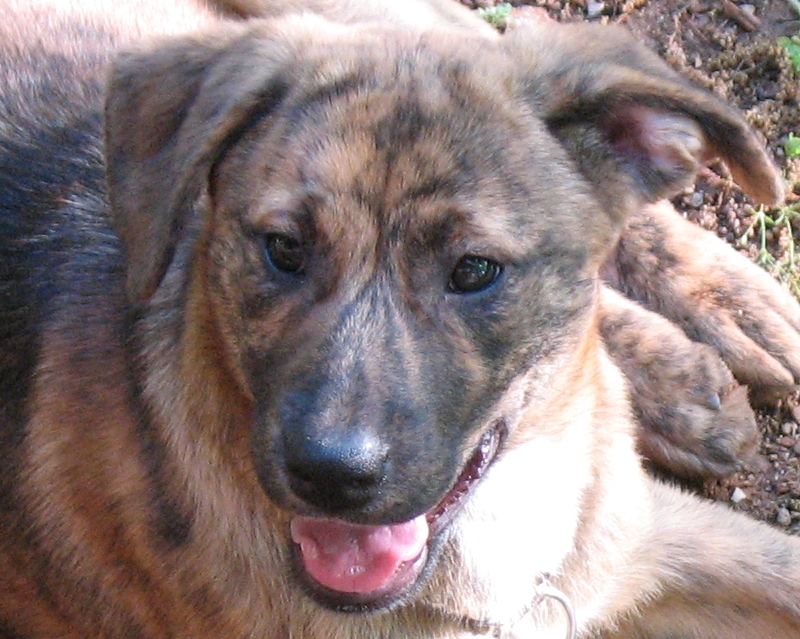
[{"xmin": 604, "ymin": 104, "xmax": 705, "ymax": 184}]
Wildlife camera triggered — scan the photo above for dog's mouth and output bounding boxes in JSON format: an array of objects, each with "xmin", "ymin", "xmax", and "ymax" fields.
[{"xmin": 289, "ymin": 421, "xmax": 506, "ymax": 611}]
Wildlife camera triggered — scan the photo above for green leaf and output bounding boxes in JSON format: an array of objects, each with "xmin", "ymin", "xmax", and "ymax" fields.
[
  {"xmin": 778, "ymin": 35, "xmax": 800, "ymax": 72},
  {"xmin": 476, "ymin": 3, "xmax": 513, "ymax": 30},
  {"xmin": 786, "ymin": 132, "xmax": 800, "ymax": 158}
]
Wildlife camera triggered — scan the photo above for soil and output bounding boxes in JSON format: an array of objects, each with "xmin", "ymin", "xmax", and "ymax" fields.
[{"xmin": 463, "ymin": 0, "xmax": 800, "ymax": 532}]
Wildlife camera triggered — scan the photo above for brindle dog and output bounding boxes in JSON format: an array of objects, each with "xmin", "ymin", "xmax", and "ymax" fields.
[{"xmin": 1, "ymin": 1, "xmax": 799, "ymax": 638}]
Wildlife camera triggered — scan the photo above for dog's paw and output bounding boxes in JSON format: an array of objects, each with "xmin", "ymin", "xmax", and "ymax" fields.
[
  {"xmin": 599, "ymin": 287, "xmax": 758, "ymax": 478},
  {"xmin": 607, "ymin": 200, "xmax": 800, "ymax": 400}
]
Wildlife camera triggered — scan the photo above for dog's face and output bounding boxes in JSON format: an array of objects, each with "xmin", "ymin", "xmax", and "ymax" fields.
[
  {"xmin": 104, "ymin": 15, "xmax": 782, "ymax": 613},
  {"xmin": 207, "ymin": 38, "xmax": 602, "ymax": 608}
]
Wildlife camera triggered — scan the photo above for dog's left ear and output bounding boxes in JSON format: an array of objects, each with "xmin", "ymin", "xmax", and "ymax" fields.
[{"xmin": 503, "ymin": 20, "xmax": 784, "ymax": 226}]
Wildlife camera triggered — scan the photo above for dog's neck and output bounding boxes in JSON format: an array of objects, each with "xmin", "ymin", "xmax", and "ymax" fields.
[{"xmin": 422, "ymin": 574, "xmax": 577, "ymax": 639}]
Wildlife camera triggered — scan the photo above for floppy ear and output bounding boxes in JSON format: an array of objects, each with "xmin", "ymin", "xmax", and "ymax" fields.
[
  {"xmin": 503, "ymin": 20, "xmax": 784, "ymax": 226},
  {"xmin": 105, "ymin": 22, "xmax": 293, "ymax": 303}
]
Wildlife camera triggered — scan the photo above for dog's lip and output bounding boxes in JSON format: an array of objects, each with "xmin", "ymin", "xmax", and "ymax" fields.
[
  {"xmin": 290, "ymin": 420, "xmax": 506, "ymax": 611},
  {"xmin": 426, "ymin": 421, "xmax": 506, "ymax": 537}
]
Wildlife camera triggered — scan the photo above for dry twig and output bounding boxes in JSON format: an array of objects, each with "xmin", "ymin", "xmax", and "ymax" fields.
[{"xmin": 718, "ymin": 0, "xmax": 760, "ymax": 32}]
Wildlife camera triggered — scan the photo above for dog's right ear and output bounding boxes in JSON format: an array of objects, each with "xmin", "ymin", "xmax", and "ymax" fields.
[
  {"xmin": 503, "ymin": 20, "xmax": 784, "ymax": 229},
  {"xmin": 105, "ymin": 21, "xmax": 294, "ymax": 304}
]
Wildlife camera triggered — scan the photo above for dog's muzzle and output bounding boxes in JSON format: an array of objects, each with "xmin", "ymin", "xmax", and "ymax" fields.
[{"xmin": 289, "ymin": 421, "xmax": 507, "ymax": 610}]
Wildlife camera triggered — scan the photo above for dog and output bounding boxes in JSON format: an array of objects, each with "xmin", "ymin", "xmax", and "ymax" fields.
[{"xmin": 1, "ymin": 0, "xmax": 800, "ymax": 637}]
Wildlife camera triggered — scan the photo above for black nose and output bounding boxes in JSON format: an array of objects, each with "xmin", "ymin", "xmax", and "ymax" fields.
[{"xmin": 284, "ymin": 431, "xmax": 388, "ymax": 514}]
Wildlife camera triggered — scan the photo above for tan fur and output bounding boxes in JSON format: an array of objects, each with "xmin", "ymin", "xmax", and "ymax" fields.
[{"xmin": 1, "ymin": 2, "xmax": 799, "ymax": 639}]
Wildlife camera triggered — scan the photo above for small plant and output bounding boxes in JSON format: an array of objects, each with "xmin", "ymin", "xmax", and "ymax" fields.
[
  {"xmin": 739, "ymin": 202, "xmax": 800, "ymax": 299},
  {"xmin": 475, "ymin": 3, "xmax": 513, "ymax": 30},
  {"xmin": 778, "ymin": 33, "xmax": 800, "ymax": 73},
  {"xmin": 785, "ymin": 132, "xmax": 800, "ymax": 159}
]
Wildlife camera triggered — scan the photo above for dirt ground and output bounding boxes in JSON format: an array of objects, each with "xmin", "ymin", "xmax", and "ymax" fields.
[{"xmin": 463, "ymin": 0, "xmax": 800, "ymax": 532}]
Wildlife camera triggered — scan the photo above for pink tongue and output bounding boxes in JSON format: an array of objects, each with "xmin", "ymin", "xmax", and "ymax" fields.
[{"xmin": 290, "ymin": 515, "xmax": 429, "ymax": 594}]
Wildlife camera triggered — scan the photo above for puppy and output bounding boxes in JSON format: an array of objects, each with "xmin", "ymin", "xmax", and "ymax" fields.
[
  {"xmin": 221, "ymin": 0, "xmax": 800, "ymax": 480},
  {"xmin": 0, "ymin": 1, "xmax": 798, "ymax": 638}
]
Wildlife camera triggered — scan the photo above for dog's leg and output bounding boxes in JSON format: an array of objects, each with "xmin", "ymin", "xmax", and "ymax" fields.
[
  {"xmin": 600, "ymin": 480, "xmax": 800, "ymax": 639},
  {"xmin": 598, "ymin": 199, "xmax": 800, "ymax": 477},
  {"xmin": 607, "ymin": 200, "xmax": 800, "ymax": 399},
  {"xmin": 598, "ymin": 286, "xmax": 757, "ymax": 478}
]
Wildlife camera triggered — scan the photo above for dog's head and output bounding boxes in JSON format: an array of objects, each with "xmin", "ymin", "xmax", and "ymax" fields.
[{"xmin": 105, "ymin": 15, "xmax": 782, "ymax": 612}]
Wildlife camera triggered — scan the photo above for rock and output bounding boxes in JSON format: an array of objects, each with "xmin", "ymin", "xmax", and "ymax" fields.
[
  {"xmin": 779, "ymin": 436, "xmax": 796, "ymax": 448},
  {"xmin": 756, "ymin": 81, "xmax": 780, "ymax": 100},
  {"xmin": 730, "ymin": 487, "xmax": 747, "ymax": 503},
  {"xmin": 781, "ymin": 421, "xmax": 796, "ymax": 436},
  {"xmin": 777, "ymin": 507, "xmax": 792, "ymax": 527},
  {"xmin": 586, "ymin": 1, "xmax": 604, "ymax": 19}
]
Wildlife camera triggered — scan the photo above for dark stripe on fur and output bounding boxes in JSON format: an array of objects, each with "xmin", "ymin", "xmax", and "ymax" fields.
[
  {"xmin": 0, "ymin": 101, "xmax": 106, "ymax": 512},
  {"xmin": 0, "ymin": 620, "xmax": 26, "ymax": 639},
  {"xmin": 125, "ymin": 315, "xmax": 196, "ymax": 549},
  {"xmin": 0, "ymin": 73, "xmax": 195, "ymax": 548}
]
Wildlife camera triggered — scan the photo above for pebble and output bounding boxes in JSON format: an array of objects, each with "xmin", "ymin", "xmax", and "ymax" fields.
[
  {"xmin": 730, "ymin": 487, "xmax": 747, "ymax": 503},
  {"xmin": 740, "ymin": 3, "xmax": 756, "ymax": 15},
  {"xmin": 756, "ymin": 81, "xmax": 780, "ymax": 101},
  {"xmin": 781, "ymin": 421, "xmax": 796, "ymax": 436},
  {"xmin": 779, "ymin": 436, "xmax": 796, "ymax": 448},
  {"xmin": 777, "ymin": 507, "xmax": 792, "ymax": 527},
  {"xmin": 794, "ymin": 441, "xmax": 800, "ymax": 455},
  {"xmin": 586, "ymin": 1, "xmax": 604, "ymax": 18},
  {"xmin": 689, "ymin": 191, "xmax": 704, "ymax": 207}
]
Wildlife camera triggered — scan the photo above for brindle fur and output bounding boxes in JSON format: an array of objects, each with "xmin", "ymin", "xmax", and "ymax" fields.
[{"xmin": 1, "ymin": 1, "xmax": 800, "ymax": 638}]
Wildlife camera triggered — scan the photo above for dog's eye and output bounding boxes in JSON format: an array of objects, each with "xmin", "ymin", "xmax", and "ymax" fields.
[
  {"xmin": 263, "ymin": 233, "xmax": 305, "ymax": 275},
  {"xmin": 448, "ymin": 256, "xmax": 502, "ymax": 294}
]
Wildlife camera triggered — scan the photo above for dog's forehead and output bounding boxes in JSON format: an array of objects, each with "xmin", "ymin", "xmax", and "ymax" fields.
[{"xmin": 218, "ymin": 37, "xmax": 581, "ymax": 257}]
